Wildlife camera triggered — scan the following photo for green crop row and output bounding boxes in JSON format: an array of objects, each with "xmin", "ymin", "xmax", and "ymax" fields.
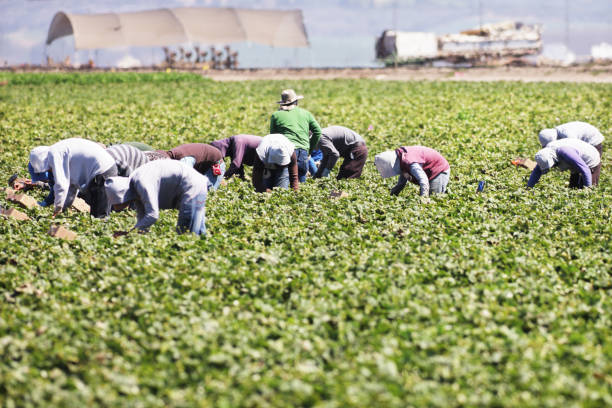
[{"xmin": 0, "ymin": 73, "xmax": 611, "ymax": 407}]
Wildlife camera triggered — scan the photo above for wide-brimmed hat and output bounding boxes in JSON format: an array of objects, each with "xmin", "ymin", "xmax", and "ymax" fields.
[{"xmin": 277, "ymin": 89, "xmax": 304, "ymax": 107}]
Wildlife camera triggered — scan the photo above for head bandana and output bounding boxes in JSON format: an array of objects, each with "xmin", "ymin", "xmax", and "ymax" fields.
[
  {"xmin": 374, "ymin": 150, "xmax": 400, "ymax": 178},
  {"xmin": 104, "ymin": 177, "xmax": 134, "ymax": 205},
  {"xmin": 538, "ymin": 128, "xmax": 558, "ymax": 147},
  {"xmin": 534, "ymin": 147, "xmax": 557, "ymax": 173},
  {"xmin": 29, "ymin": 146, "xmax": 51, "ymax": 173}
]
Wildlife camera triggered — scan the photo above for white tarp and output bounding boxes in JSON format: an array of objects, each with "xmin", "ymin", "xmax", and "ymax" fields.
[
  {"xmin": 46, "ymin": 7, "xmax": 309, "ymax": 50},
  {"xmin": 395, "ymin": 32, "xmax": 438, "ymax": 59}
]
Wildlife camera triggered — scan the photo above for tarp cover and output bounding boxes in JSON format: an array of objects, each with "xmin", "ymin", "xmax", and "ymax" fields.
[{"xmin": 46, "ymin": 7, "xmax": 309, "ymax": 50}]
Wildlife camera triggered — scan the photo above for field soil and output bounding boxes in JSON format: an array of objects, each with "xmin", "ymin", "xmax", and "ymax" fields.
[
  {"xmin": 205, "ymin": 66, "xmax": 612, "ymax": 82},
  {"xmin": 5, "ymin": 65, "xmax": 612, "ymax": 83}
]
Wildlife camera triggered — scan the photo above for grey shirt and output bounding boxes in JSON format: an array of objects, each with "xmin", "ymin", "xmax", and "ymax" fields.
[
  {"xmin": 106, "ymin": 144, "xmax": 149, "ymax": 177},
  {"xmin": 315, "ymin": 126, "xmax": 365, "ymax": 176},
  {"xmin": 128, "ymin": 160, "xmax": 210, "ymax": 231}
]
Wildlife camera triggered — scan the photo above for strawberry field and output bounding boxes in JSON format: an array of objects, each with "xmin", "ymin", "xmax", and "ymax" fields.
[{"xmin": 0, "ymin": 73, "xmax": 611, "ymax": 407}]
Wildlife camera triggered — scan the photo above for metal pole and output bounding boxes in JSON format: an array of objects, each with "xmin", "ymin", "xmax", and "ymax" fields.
[
  {"xmin": 565, "ymin": 0, "xmax": 570, "ymax": 49},
  {"xmin": 478, "ymin": 0, "xmax": 483, "ymax": 31},
  {"xmin": 393, "ymin": 0, "xmax": 398, "ymax": 69}
]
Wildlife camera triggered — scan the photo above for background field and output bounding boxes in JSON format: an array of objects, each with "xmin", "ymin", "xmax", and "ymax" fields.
[{"xmin": 0, "ymin": 73, "xmax": 611, "ymax": 407}]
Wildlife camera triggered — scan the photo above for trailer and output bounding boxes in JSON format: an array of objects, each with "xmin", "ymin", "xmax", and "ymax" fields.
[{"xmin": 376, "ymin": 21, "xmax": 542, "ymax": 66}]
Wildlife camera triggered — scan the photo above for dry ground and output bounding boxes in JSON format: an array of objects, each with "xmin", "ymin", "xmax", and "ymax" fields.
[{"xmin": 204, "ymin": 66, "xmax": 612, "ymax": 83}]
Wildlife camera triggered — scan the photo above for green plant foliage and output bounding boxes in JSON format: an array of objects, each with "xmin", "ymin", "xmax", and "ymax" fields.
[{"xmin": 0, "ymin": 73, "xmax": 611, "ymax": 407}]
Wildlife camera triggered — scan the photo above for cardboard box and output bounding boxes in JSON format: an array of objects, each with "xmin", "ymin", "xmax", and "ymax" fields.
[
  {"xmin": 512, "ymin": 158, "xmax": 537, "ymax": 171},
  {"xmin": 1, "ymin": 207, "xmax": 30, "ymax": 221},
  {"xmin": 49, "ymin": 225, "xmax": 77, "ymax": 240},
  {"xmin": 71, "ymin": 197, "xmax": 90, "ymax": 213},
  {"xmin": 330, "ymin": 190, "xmax": 349, "ymax": 199},
  {"xmin": 6, "ymin": 191, "xmax": 37, "ymax": 209}
]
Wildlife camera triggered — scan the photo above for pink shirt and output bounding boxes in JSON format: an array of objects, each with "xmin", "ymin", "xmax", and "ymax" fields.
[{"xmin": 396, "ymin": 146, "xmax": 450, "ymax": 182}]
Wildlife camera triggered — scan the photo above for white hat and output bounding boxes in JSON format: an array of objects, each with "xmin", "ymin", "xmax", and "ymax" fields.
[
  {"xmin": 29, "ymin": 146, "xmax": 51, "ymax": 173},
  {"xmin": 256, "ymin": 134, "xmax": 295, "ymax": 166},
  {"xmin": 534, "ymin": 147, "xmax": 557, "ymax": 173},
  {"xmin": 104, "ymin": 177, "xmax": 134, "ymax": 205},
  {"xmin": 538, "ymin": 128, "xmax": 558, "ymax": 147},
  {"xmin": 374, "ymin": 150, "xmax": 400, "ymax": 178}
]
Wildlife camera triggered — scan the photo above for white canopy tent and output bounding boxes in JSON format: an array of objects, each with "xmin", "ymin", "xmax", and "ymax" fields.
[{"xmin": 46, "ymin": 7, "xmax": 309, "ymax": 50}]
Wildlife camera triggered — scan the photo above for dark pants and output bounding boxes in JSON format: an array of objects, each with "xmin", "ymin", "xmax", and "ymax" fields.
[
  {"xmin": 295, "ymin": 148, "xmax": 309, "ymax": 183},
  {"xmin": 83, "ymin": 165, "xmax": 118, "ymax": 218},
  {"xmin": 337, "ymin": 145, "xmax": 368, "ymax": 180},
  {"xmin": 569, "ymin": 143, "xmax": 602, "ymax": 188}
]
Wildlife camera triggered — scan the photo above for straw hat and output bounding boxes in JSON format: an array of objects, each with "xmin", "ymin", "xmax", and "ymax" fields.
[{"xmin": 277, "ymin": 89, "xmax": 303, "ymax": 109}]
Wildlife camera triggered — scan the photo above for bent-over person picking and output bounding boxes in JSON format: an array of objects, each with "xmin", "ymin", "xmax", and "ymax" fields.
[
  {"xmin": 314, "ymin": 125, "xmax": 368, "ymax": 179},
  {"xmin": 375, "ymin": 146, "xmax": 450, "ymax": 197},
  {"xmin": 105, "ymin": 160, "xmax": 210, "ymax": 236}
]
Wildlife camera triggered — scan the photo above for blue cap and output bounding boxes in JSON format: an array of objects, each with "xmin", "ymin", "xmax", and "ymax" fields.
[{"xmin": 28, "ymin": 162, "xmax": 51, "ymax": 183}]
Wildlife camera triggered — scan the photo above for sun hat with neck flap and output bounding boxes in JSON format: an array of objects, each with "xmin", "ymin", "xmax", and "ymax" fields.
[{"xmin": 104, "ymin": 177, "xmax": 135, "ymax": 206}]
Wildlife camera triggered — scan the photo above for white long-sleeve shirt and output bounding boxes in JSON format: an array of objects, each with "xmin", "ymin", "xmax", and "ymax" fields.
[
  {"xmin": 45, "ymin": 138, "xmax": 115, "ymax": 211},
  {"xmin": 128, "ymin": 160, "xmax": 211, "ymax": 231},
  {"xmin": 556, "ymin": 121, "xmax": 605, "ymax": 146}
]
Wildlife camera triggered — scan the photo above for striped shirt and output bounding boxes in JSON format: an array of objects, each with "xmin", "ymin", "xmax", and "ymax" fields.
[{"xmin": 106, "ymin": 144, "xmax": 149, "ymax": 177}]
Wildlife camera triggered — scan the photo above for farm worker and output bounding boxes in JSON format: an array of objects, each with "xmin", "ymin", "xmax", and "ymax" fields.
[
  {"xmin": 164, "ymin": 143, "xmax": 225, "ymax": 190},
  {"xmin": 375, "ymin": 146, "xmax": 450, "ymax": 196},
  {"xmin": 106, "ymin": 144, "xmax": 149, "ymax": 177},
  {"xmin": 28, "ymin": 138, "xmax": 118, "ymax": 218},
  {"xmin": 527, "ymin": 138, "xmax": 601, "ymax": 189},
  {"xmin": 269, "ymin": 89, "xmax": 322, "ymax": 183},
  {"xmin": 313, "ymin": 125, "xmax": 368, "ymax": 179},
  {"xmin": 104, "ymin": 160, "xmax": 210, "ymax": 236},
  {"xmin": 252, "ymin": 134, "xmax": 299, "ymax": 192},
  {"xmin": 538, "ymin": 121, "xmax": 604, "ymax": 156},
  {"xmin": 209, "ymin": 134, "xmax": 263, "ymax": 179}
]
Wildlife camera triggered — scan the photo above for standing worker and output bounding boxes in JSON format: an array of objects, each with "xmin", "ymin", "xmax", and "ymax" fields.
[
  {"xmin": 28, "ymin": 138, "xmax": 118, "ymax": 218},
  {"xmin": 105, "ymin": 160, "xmax": 210, "ymax": 236},
  {"xmin": 528, "ymin": 138, "xmax": 601, "ymax": 189},
  {"xmin": 314, "ymin": 125, "xmax": 368, "ymax": 179},
  {"xmin": 252, "ymin": 134, "xmax": 299, "ymax": 193},
  {"xmin": 164, "ymin": 143, "xmax": 225, "ymax": 190},
  {"xmin": 270, "ymin": 89, "xmax": 322, "ymax": 183},
  {"xmin": 375, "ymin": 146, "xmax": 450, "ymax": 197},
  {"xmin": 209, "ymin": 134, "xmax": 262, "ymax": 180}
]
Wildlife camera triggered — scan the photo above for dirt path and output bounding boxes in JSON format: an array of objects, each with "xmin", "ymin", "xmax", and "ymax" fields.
[
  {"xmin": 205, "ymin": 66, "xmax": 612, "ymax": 83},
  {"xmin": 5, "ymin": 65, "xmax": 612, "ymax": 83}
]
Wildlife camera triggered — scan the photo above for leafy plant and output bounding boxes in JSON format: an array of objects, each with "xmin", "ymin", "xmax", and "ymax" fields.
[{"xmin": 0, "ymin": 73, "xmax": 610, "ymax": 407}]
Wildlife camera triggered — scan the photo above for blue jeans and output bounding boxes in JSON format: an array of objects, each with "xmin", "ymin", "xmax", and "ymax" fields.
[
  {"xmin": 263, "ymin": 166, "xmax": 290, "ymax": 190},
  {"xmin": 295, "ymin": 148, "xmax": 309, "ymax": 183},
  {"xmin": 177, "ymin": 190, "xmax": 207, "ymax": 236}
]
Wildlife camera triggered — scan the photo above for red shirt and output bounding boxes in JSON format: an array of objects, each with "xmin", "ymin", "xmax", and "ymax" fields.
[{"xmin": 396, "ymin": 146, "xmax": 449, "ymax": 182}]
